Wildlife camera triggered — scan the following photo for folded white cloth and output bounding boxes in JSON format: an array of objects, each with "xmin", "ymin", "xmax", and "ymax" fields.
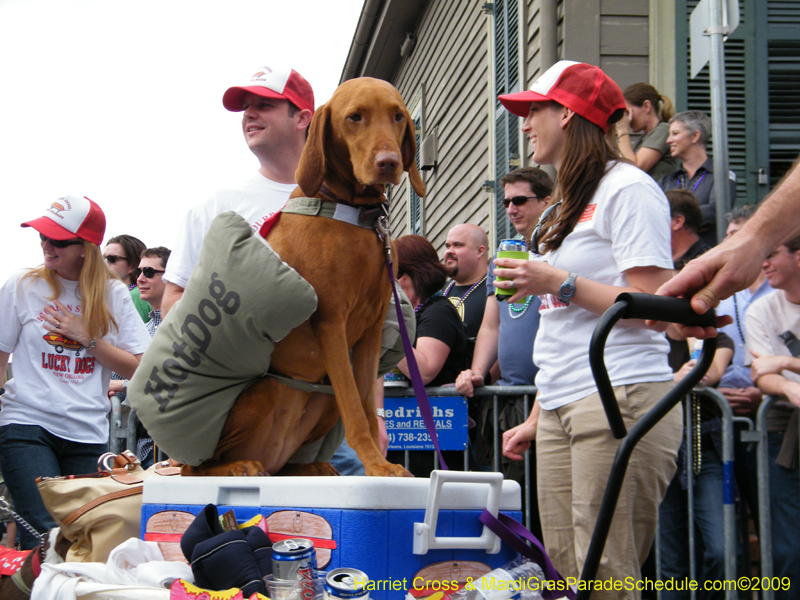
[{"xmin": 32, "ymin": 538, "xmax": 194, "ymax": 600}]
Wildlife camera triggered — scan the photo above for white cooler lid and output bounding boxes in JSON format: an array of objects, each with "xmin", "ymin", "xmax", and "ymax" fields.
[{"xmin": 143, "ymin": 474, "xmax": 521, "ymax": 511}]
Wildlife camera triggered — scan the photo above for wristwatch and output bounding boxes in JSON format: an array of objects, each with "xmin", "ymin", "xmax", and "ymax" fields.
[
  {"xmin": 88, "ymin": 338, "xmax": 97, "ymax": 350},
  {"xmin": 376, "ymin": 408, "xmax": 386, "ymax": 419},
  {"xmin": 122, "ymin": 380, "xmax": 128, "ymax": 393},
  {"xmin": 558, "ymin": 273, "xmax": 578, "ymax": 305}
]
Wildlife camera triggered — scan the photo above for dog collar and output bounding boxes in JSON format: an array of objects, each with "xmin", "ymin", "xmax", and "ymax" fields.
[{"xmin": 281, "ymin": 197, "xmax": 386, "ymax": 230}]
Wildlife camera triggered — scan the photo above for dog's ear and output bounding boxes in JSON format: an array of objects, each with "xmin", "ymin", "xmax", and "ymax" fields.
[
  {"xmin": 295, "ymin": 102, "xmax": 330, "ymax": 197},
  {"xmin": 401, "ymin": 110, "xmax": 426, "ymax": 198}
]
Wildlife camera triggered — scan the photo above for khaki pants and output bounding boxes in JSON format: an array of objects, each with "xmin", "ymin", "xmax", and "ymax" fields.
[{"xmin": 536, "ymin": 381, "xmax": 682, "ymax": 600}]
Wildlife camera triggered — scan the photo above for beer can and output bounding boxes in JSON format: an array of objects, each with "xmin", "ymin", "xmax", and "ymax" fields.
[
  {"xmin": 272, "ymin": 538, "xmax": 318, "ymax": 600},
  {"xmin": 495, "ymin": 239, "xmax": 529, "ymax": 300},
  {"xmin": 324, "ymin": 568, "xmax": 370, "ymax": 600}
]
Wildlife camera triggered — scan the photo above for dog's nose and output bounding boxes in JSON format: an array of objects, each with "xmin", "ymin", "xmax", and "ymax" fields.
[{"xmin": 375, "ymin": 152, "xmax": 400, "ymax": 173}]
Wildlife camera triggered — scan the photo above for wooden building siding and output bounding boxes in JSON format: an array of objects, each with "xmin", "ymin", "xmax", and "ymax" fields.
[
  {"xmin": 388, "ymin": 0, "xmax": 493, "ymax": 252},
  {"xmin": 347, "ymin": 0, "xmax": 652, "ymax": 252}
]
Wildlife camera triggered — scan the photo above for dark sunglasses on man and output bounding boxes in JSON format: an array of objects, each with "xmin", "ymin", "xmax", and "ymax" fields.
[
  {"xmin": 39, "ymin": 233, "xmax": 83, "ymax": 249},
  {"xmin": 134, "ymin": 266, "xmax": 166, "ymax": 279},
  {"xmin": 502, "ymin": 195, "xmax": 538, "ymax": 208},
  {"xmin": 104, "ymin": 254, "xmax": 127, "ymax": 264}
]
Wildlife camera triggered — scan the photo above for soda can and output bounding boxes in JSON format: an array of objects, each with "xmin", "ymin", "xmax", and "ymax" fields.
[
  {"xmin": 272, "ymin": 538, "xmax": 318, "ymax": 600},
  {"xmin": 324, "ymin": 568, "xmax": 370, "ymax": 600}
]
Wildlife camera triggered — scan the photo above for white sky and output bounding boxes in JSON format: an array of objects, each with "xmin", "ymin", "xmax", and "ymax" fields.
[{"xmin": 0, "ymin": 0, "xmax": 365, "ymax": 285}]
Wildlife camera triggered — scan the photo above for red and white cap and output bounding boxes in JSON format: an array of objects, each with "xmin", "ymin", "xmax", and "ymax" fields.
[
  {"xmin": 498, "ymin": 60, "xmax": 626, "ymax": 132},
  {"xmin": 21, "ymin": 195, "xmax": 106, "ymax": 245},
  {"xmin": 222, "ymin": 65, "xmax": 315, "ymax": 115}
]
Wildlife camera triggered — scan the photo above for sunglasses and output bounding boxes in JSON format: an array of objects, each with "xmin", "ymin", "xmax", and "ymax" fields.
[
  {"xmin": 530, "ymin": 200, "xmax": 562, "ymax": 255},
  {"xmin": 104, "ymin": 254, "xmax": 128, "ymax": 264},
  {"xmin": 134, "ymin": 266, "xmax": 165, "ymax": 279},
  {"xmin": 40, "ymin": 233, "xmax": 83, "ymax": 249},
  {"xmin": 502, "ymin": 195, "xmax": 538, "ymax": 208}
]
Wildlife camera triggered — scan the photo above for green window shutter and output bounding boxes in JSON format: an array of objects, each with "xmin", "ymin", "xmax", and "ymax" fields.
[
  {"xmin": 494, "ymin": 0, "xmax": 519, "ymax": 242},
  {"xmin": 767, "ymin": 0, "xmax": 800, "ymax": 187},
  {"xmin": 678, "ymin": 0, "xmax": 800, "ymax": 202}
]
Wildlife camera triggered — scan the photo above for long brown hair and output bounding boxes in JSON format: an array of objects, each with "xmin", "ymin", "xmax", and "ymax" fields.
[
  {"xmin": 538, "ymin": 112, "xmax": 619, "ymax": 253},
  {"xmin": 623, "ymin": 83, "xmax": 675, "ymax": 122},
  {"xmin": 21, "ymin": 242, "xmax": 118, "ymax": 340}
]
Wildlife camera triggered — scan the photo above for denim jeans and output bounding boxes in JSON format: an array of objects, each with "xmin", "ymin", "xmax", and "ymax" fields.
[
  {"xmin": 659, "ymin": 437, "xmax": 727, "ymax": 600},
  {"xmin": 329, "ymin": 438, "xmax": 365, "ymax": 476},
  {"xmin": 0, "ymin": 424, "xmax": 107, "ymax": 549},
  {"xmin": 768, "ymin": 431, "xmax": 800, "ymax": 600}
]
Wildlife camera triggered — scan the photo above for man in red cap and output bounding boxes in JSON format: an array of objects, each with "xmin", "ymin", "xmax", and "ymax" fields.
[{"xmin": 162, "ymin": 64, "xmax": 314, "ymax": 315}]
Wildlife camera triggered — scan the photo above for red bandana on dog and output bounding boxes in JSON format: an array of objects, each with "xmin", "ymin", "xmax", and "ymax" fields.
[{"xmin": 0, "ymin": 546, "xmax": 33, "ymax": 577}]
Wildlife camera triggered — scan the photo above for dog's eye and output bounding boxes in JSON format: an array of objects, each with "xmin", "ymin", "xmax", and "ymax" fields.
[
  {"xmin": 347, "ymin": 113, "xmax": 361, "ymax": 122},
  {"xmin": 394, "ymin": 112, "xmax": 405, "ymax": 123}
]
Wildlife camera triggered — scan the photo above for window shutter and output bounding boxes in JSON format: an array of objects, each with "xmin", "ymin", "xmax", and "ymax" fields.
[
  {"xmin": 494, "ymin": 0, "xmax": 519, "ymax": 242},
  {"xmin": 767, "ymin": 1, "xmax": 800, "ymax": 186}
]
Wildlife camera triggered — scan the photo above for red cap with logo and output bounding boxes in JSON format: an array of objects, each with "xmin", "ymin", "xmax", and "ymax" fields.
[
  {"xmin": 222, "ymin": 65, "xmax": 315, "ymax": 115},
  {"xmin": 498, "ymin": 60, "xmax": 626, "ymax": 132},
  {"xmin": 21, "ymin": 195, "xmax": 106, "ymax": 245}
]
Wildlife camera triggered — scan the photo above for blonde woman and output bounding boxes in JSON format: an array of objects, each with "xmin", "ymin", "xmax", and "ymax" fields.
[{"xmin": 0, "ymin": 196, "xmax": 150, "ymax": 549}]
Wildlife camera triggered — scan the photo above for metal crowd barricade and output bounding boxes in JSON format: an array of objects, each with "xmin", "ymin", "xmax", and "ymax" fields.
[
  {"xmin": 753, "ymin": 394, "xmax": 800, "ymax": 600},
  {"xmin": 384, "ymin": 384, "xmax": 538, "ymax": 530},
  {"xmin": 679, "ymin": 388, "xmax": 738, "ymax": 600},
  {"xmin": 108, "ymin": 395, "xmax": 136, "ymax": 454}
]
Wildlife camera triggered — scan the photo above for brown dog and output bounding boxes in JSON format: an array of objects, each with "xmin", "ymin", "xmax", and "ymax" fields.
[
  {"xmin": 0, "ymin": 529, "xmax": 70, "ymax": 600},
  {"xmin": 181, "ymin": 77, "xmax": 425, "ymax": 478}
]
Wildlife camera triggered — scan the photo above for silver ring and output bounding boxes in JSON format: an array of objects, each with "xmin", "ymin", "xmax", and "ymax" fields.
[{"xmin": 55, "ymin": 321, "xmax": 61, "ymax": 329}]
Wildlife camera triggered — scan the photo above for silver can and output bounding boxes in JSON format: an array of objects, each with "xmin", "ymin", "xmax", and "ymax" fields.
[
  {"xmin": 272, "ymin": 538, "xmax": 318, "ymax": 600},
  {"xmin": 324, "ymin": 568, "xmax": 370, "ymax": 600}
]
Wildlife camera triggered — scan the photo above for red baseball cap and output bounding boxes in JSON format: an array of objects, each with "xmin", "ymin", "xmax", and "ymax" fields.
[
  {"xmin": 222, "ymin": 65, "xmax": 315, "ymax": 115},
  {"xmin": 21, "ymin": 195, "xmax": 106, "ymax": 246},
  {"xmin": 498, "ymin": 60, "xmax": 626, "ymax": 132}
]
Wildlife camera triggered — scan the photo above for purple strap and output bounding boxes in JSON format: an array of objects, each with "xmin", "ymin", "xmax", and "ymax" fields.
[
  {"xmin": 386, "ymin": 258, "xmax": 448, "ymax": 470},
  {"xmin": 480, "ymin": 509, "xmax": 575, "ymax": 600}
]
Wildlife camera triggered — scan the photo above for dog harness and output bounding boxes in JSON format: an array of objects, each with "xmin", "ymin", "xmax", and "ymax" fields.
[{"xmin": 260, "ymin": 196, "xmax": 389, "ymax": 395}]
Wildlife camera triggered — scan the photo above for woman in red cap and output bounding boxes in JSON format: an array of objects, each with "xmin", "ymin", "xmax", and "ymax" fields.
[
  {"xmin": 497, "ymin": 61, "xmax": 681, "ymax": 597},
  {"xmin": 0, "ymin": 196, "xmax": 151, "ymax": 549}
]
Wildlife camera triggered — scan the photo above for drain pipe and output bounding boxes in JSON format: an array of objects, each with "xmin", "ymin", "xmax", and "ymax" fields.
[
  {"xmin": 484, "ymin": 2, "xmax": 498, "ymax": 250},
  {"xmin": 537, "ymin": 0, "xmax": 558, "ymax": 180},
  {"xmin": 340, "ymin": 0, "xmax": 383, "ymax": 82}
]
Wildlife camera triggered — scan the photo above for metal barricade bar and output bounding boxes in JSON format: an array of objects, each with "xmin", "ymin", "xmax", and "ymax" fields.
[
  {"xmin": 385, "ymin": 385, "xmax": 538, "ymax": 531},
  {"xmin": 690, "ymin": 388, "xmax": 737, "ymax": 600}
]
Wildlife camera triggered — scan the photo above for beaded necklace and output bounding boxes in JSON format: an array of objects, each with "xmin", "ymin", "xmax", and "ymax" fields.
[
  {"xmin": 414, "ymin": 292, "xmax": 442, "ymax": 314},
  {"xmin": 508, "ymin": 295, "xmax": 533, "ymax": 319},
  {"xmin": 443, "ymin": 275, "xmax": 487, "ymax": 308}
]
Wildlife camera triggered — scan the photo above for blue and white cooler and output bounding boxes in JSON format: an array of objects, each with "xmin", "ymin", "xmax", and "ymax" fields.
[{"xmin": 141, "ymin": 471, "xmax": 522, "ymax": 600}]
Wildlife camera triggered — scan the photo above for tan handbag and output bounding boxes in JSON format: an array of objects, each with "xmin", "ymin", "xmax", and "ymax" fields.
[{"xmin": 36, "ymin": 450, "xmax": 180, "ymax": 563}]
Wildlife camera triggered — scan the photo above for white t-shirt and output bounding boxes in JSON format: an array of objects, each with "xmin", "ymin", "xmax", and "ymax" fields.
[
  {"xmin": 533, "ymin": 162, "xmax": 675, "ymax": 410},
  {"xmin": 164, "ymin": 172, "xmax": 297, "ymax": 288},
  {"xmin": 0, "ymin": 271, "xmax": 151, "ymax": 443},
  {"xmin": 746, "ymin": 290, "xmax": 800, "ymax": 387}
]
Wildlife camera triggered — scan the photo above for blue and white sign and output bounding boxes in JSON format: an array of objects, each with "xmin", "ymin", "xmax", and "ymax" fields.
[{"xmin": 384, "ymin": 396, "xmax": 469, "ymax": 451}]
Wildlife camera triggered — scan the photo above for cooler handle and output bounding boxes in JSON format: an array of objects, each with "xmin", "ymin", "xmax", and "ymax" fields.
[{"xmin": 413, "ymin": 470, "xmax": 503, "ymax": 555}]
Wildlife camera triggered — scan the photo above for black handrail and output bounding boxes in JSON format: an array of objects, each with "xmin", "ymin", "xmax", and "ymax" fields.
[{"xmin": 578, "ymin": 293, "xmax": 717, "ymax": 600}]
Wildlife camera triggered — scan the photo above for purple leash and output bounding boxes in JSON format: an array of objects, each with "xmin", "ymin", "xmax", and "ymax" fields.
[{"xmin": 377, "ymin": 209, "xmax": 448, "ymax": 470}]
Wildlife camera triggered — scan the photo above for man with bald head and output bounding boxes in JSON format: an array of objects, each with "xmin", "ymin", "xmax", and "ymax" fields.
[{"xmin": 442, "ymin": 224, "xmax": 490, "ymax": 342}]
